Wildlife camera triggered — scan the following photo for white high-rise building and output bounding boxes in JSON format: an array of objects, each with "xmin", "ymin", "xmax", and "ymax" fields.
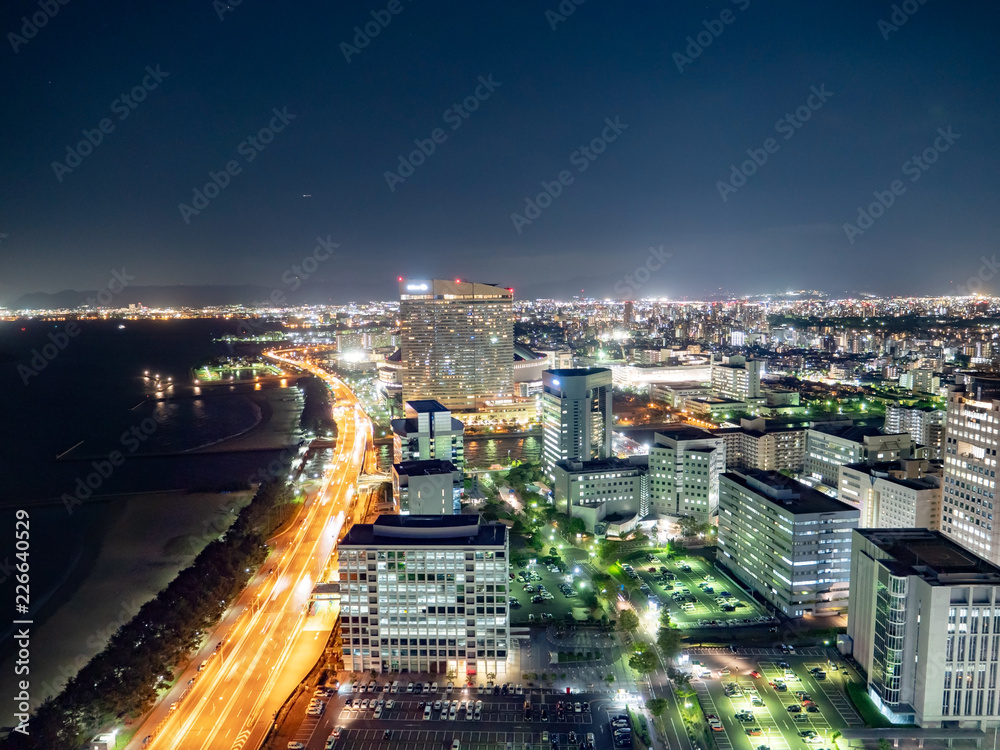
[
  {"xmin": 837, "ymin": 459, "xmax": 942, "ymax": 529},
  {"xmin": 391, "ymin": 399, "xmax": 465, "ymax": 471},
  {"xmin": 848, "ymin": 528, "xmax": 1000, "ymax": 728},
  {"xmin": 542, "ymin": 368, "xmax": 613, "ymax": 474},
  {"xmin": 885, "ymin": 404, "xmax": 945, "ymax": 459},
  {"xmin": 805, "ymin": 425, "xmax": 913, "ymax": 487},
  {"xmin": 941, "ymin": 377, "xmax": 1000, "ymax": 563},
  {"xmin": 710, "ymin": 355, "xmax": 762, "ymax": 401},
  {"xmin": 337, "ymin": 515, "xmax": 509, "ymax": 677},
  {"xmin": 718, "ymin": 470, "xmax": 859, "ymax": 618},
  {"xmin": 647, "ymin": 426, "xmax": 725, "ymax": 522},
  {"xmin": 399, "ymin": 279, "xmax": 513, "ymax": 412}
]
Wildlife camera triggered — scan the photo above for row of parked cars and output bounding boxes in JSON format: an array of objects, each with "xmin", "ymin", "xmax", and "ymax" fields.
[{"xmin": 609, "ymin": 714, "xmax": 631, "ymax": 747}]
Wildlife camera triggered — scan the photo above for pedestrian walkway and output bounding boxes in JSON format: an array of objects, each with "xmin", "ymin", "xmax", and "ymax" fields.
[
  {"xmin": 691, "ymin": 681, "xmax": 733, "ymax": 750},
  {"xmin": 684, "ymin": 646, "xmax": 829, "ymax": 656}
]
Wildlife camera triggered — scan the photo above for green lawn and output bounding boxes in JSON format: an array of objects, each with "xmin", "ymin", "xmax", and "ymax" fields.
[{"xmin": 846, "ymin": 682, "xmax": 899, "ymax": 728}]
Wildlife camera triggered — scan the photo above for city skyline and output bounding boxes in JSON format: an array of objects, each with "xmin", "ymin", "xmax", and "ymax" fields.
[{"xmin": 3, "ymin": 2, "xmax": 1000, "ymax": 306}]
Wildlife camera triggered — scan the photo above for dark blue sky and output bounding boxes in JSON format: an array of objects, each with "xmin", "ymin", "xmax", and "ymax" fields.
[{"xmin": 2, "ymin": 0, "xmax": 999, "ymax": 305}]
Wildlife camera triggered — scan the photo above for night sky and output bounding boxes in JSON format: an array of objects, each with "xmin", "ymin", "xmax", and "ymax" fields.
[{"xmin": 2, "ymin": 0, "xmax": 999, "ymax": 305}]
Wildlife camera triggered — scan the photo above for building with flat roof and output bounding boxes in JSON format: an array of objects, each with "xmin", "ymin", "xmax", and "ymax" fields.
[
  {"xmin": 837, "ymin": 459, "xmax": 942, "ymax": 529},
  {"xmin": 710, "ymin": 354, "xmax": 763, "ymax": 402},
  {"xmin": 718, "ymin": 470, "xmax": 859, "ymax": 617},
  {"xmin": 391, "ymin": 399, "xmax": 465, "ymax": 471},
  {"xmin": 712, "ymin": 417, "xmax": 807, "ymax": 473},
  {"xmin": 551, "ymin": 455, "xmax": 648, "ymax": 533},
  {"xmin": 885, "ymin": 404, "xmax": 945, "ymax": 460},
  {"xmin": 647, "ymin": 426, "xmax": 725, "ymax": 522},
  {"xmin": 848, "ymin": 528, "xmax": 1000, "ymax": 728},
  {"xmin": 542, "ymin": 368, "xmax": 613, "ymax": 473},
  {"xmin": 392, "ymin": 460, "xmax": 461, "ymax": 515},
  {"xmin": 805, "ymin": 424, "xmax": 913, "ymax": 487},
  {"xmin": 399, "ymin": 279, "xmax": 513, "ymax": 412},
  {"xmin": 942, "ymin": 377, "xmax": 1000, "ymax": 564},
  {"xmin": 337, "ymin": 514, "xmax": 509, "ymax": 676}
]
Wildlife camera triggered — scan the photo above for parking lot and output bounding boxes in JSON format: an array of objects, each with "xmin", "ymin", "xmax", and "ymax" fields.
[
  {"xmin": 625, "ymin": 553, "xmax": 773, "ymax": 629},
  {"xmin": 686, "ymin": 650, "xmax": 862, "ymax": 750},
  {"xmin": 508, "ymin": 562, "xmax": 582, "ymax": 626},
  {"xmin": 287, "ymin": 683, "xmax": 625, "ymax": 750}
]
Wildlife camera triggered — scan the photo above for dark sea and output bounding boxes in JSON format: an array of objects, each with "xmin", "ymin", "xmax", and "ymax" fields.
[{"xmin": 0, "ymin": 318, "xmax": 295, "ymax": 661}]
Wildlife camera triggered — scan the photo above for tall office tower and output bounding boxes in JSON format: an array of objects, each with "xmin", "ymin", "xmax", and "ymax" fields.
[
  {"xmin": 337, "ymin": 515, "xmax": 509, "ymax": 676},
  {"xmin": 623, "ymin": 301, "xmax": 634, "ymax": 326},
  {"xmin": 391, "ymin": 399, "xmax": 465, "ymax": 470},
  {"xmin": 399, "ymin": 279, "xmax": 514, "ymax": 412},
  {"xmin": 647, "ymin": 426, "xmax": 726, "ymax": 522},
  {"xmin": 941, "ymin": 377, "xmax": 1000, "ymax": 563},
  {"xmin": 542, "ymin": 368, "xmax": 613, "ymax": 473},
  {"xmin": 848, "ymin": 528, "xmax": 1000, "ymax": 728}
]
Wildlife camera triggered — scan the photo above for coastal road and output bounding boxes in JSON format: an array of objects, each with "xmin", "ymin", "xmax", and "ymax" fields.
[{"xmin": 127, "ymin": 351, "xmax": 373, "ymax": 750}]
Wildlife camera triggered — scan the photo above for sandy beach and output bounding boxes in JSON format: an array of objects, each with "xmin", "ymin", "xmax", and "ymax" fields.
[{"xmin": 0, "ymin": 490, "xmax": 253, "ymax": 725}]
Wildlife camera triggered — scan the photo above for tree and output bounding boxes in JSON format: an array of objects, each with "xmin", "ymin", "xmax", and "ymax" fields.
[
  {"xmin": 629, "ymin": 642, "xmax": 659, "ymax": 674},
  {"xmin": 647, "ymin": 697, "xmax": 668, "ymax": 717},
  {"xmin": 678, "ymin": 516, "xmax": 711, "ymax": 538},
  {"xmin": 619, "ymin": 609, "xmax": 640, "ymax": 632},
  {"xmin": 657, "ymin": 626, "xmax": 683, "ymax": 661}
]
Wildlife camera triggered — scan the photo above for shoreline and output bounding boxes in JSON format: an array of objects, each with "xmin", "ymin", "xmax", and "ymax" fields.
[{"xmin": 0, "ymin": 490, "xmax": 255, "ymax": 724}]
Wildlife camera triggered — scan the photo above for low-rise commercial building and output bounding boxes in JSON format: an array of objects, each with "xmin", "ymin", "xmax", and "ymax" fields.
[
  {"xmin": 848, "ymin": 528, "xmax": 1000, "ymax": 728},
  {"xmin": 718, "ymin": 470, "xmax": 859, "ymax": 618}
]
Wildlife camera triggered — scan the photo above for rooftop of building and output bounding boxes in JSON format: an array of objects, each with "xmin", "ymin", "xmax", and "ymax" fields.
[
  {"xmin": 406, "ymin": 399, "xmax": 449, "ymax": 413},
  {"xmin": 554, "ymin": 455, "xmax": 647, "ymax": 474},
  {"xmin": 808, "ymin": 423, "xmax": 894, "ymax": 442},
  {"xmin": 544, "ymin": 367, "xmax": 611, "ymax": 377},
  {"xmin": 723, "ymin": 470, "xmax": 860, "ymax": 516},
  {"xmin": 653, "ymin": 425, "xmax": 719, "ymax": 443},
  {"xmin": 340, "ymin": 514, "xmax": 508, "ymax": 547},
  {"xmin": 390, "ymin": 415, "xmax": 465, "ymax": 436},
  {"xmin": 393, "ymin": 459, "xmax": 459, "ymax": 476},
  {"xmin": 856, "ymin": 528, "xmax": 1000, "ymax": 585},
  {"xmin": 841, "ymin": 461, "xmax": 940, "ymax": 491}
]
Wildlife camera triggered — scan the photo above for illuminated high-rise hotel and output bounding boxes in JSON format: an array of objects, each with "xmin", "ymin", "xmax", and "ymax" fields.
[{"xmin": 399, "ymin": 279, "xmax": 514, "ymax": 412}]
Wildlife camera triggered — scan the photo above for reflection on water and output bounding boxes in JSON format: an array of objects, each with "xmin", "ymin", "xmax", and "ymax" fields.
[{"xmin": 376, "ymin": 435, "xmax": 542, "ymax": 472}]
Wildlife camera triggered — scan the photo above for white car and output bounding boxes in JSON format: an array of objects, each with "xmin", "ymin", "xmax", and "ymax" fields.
[
  {"xmin": 434, "ymin": 700, "xmax": 442, "ymax": 711},
  {"xmin": 288, "ymin": 743, "xmax": 305, "ymax": 750}
]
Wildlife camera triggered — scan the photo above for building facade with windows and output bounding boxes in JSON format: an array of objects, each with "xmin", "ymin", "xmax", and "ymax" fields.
[
  {"xmin": 837, "ymin": 460, "xmax": 942, "ymax": 529},
  {"xmin": 391, "ymin": 399, "xmax": 465, "ymax": 471},
  {"xmin": 399, "ymin": 279, "xmax": 514, "ymax": 412},
  {"xmin": 551, "ymin": 456, "xmax": 648, "ymax": 533},
  {"xmin": 805, "ymin": 425, "xmax": 913, "ymax": 487},
  {"xmin": 885, "ymin": 404, "xmax": 946, "ymax": 460},
  {"xmin": 710, "ymin": 354, "xmax": 763, "ymax": 402},
  {"xmin": 392, "ymin": 460, "xmax": 462, "ymax": 515},
  {"xmin": 942, "ymin": 377, "xmax": 1000, "ymax": 565},
  {"xmin": 848, "ymin": 528, "xmax": 1000, "ymax": 728},
  {"xmin": 647, "ymin": 426, "xmax": 725, "ymax": 522},
  {"xmin": 718, "ymin": 470, "xmax": 859, "ymax": 618},
  {"xmin": 542, "ymin": 368, "xmax": 613, "ymax": 473},
  {"xmin": 337, "ymin": 515, "xmax": 509, "ymax": 677}
]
